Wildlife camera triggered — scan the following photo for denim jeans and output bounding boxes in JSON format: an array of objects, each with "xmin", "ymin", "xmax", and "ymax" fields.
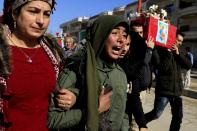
[{"xmin": 145, "ymin": 94, "xmax": 183, "ymax": 131}]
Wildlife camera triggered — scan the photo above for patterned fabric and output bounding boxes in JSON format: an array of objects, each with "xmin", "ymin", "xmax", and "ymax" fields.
[
  {"xmin": 40, "ymin": 40, "xmax": 59, "ymax": 79},
  {"xmin": 12, "ymin": 0, "xmax": 53, "ymax": 10},
  {"xmin": 0, "ymin": 77, "xmax": 6, "ymax": 117},
  {"xmin": 0, "ymin": 76, "xmax": 11, "ymax": 130},
  {"xmin": 0, "ymin": 76, "xmax": 6, "ymax": 119}
]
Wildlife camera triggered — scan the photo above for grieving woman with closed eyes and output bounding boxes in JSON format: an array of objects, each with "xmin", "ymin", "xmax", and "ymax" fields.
[{"xmin": 0, "ymin": 0, "xmax": 76, "ymax": 131}]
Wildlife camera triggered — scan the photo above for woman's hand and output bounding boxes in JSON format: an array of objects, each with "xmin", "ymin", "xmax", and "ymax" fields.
[
  {"xmin": 56, "ymin": 89, "xmax": 76, "ymax": 110},
  {"xmin": 98, "ymin": 87, "xmax": 113, "ymax": 113}
]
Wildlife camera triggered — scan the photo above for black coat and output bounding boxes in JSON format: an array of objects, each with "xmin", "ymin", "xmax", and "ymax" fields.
[
  {"xmin": 119, "ymin": 32, "xmax": 152, "ymax": 128},
  {"xmin": 152, "ymin": 46, "xmax": 192, "ymax": 96}
]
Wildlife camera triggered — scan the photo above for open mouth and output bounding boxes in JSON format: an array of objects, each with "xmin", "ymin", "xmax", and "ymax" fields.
[
  {"xmin": 111, "ymin": 46, "xmax": 123, "ymax": 56},
  {"xmin": 112, "ymin": 46, "xmax": 121, "ymax": 51}
]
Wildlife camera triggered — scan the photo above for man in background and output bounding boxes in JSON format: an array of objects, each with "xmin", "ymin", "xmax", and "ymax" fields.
[
  {"xmin": 63, "ymin": 35, "xmax": 82, "ymax": 58},
  {"xmin": 182, "ymin": 46, "xmax": 194, "ymax": 89},
  {"xmin": 130, "ymin": 22, "xmax": 144, "ymax": 38},
  {"xmin": 145, "ymin": 32, "xmax": 192, "ymax": 131}
]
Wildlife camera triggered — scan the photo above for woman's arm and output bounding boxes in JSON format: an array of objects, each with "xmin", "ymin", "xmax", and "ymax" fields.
[{"xmin": 47, "ymin": 68, "xmax": 82, "ymax": 129}]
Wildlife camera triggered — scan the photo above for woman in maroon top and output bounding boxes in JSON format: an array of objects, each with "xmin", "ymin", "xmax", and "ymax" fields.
[{"xmin": 0, "ymin": 0, "xmax": 76, "ymax": 131}]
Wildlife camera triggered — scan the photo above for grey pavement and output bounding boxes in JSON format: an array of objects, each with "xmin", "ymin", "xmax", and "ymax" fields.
[
  {"xmin": 143, "ymin": 69, "xmax": 197, "ymax": 131},
  {"xmin": 190, "ymin": 70, "xmax": 197, "ymax": 91},
  {"xmin": 183, "ymin": 70, "xmax": 197, "ymax": 98},
  {"xmin": 143, "ymin": 89, "xmax": 197, "ymax": 131}
]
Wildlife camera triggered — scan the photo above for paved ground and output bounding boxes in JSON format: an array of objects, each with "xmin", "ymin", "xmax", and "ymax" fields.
[
  {"xmin": 143, "ymin": 89, "xmax": 197, "ymax": 131},
  {"xmin": 190, "ymin": 72, "xmax": 197, "ymax": 91},
  {"xmin": 142, "ymin": 70, "xmax": 197, "ymax": 131},
  {"xmin": 181, "ymin": 72, "xmax": 197, "ymax": 99}
]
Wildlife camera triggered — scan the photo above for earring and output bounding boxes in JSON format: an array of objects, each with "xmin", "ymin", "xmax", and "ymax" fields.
[{"xmin": 14, "ymin": 21, "xmax": 16, "ymax": 29}]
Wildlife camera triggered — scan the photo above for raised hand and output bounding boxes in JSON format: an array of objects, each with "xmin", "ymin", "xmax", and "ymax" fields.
[
  {"xmin": 170, "ymin": 44, "xmax": 179, "ymax": 54},
  {"xmin": 146, "ymin": 36, "xmax": 155, "ymax": 49}
]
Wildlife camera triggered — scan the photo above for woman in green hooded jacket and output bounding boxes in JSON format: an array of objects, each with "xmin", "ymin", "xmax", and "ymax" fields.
[{"xmin": 47, "ymin": 15, "xmax": 129, "ymax": 131}]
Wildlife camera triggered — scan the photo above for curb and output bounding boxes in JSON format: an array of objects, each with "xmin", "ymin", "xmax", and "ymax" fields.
[{"xmin": 183, "ymin": 89, "xmax": 197, "ymax": 99}]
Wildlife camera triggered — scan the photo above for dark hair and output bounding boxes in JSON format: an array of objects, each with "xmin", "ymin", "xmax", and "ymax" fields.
[
  {"xmin": 130, "ymin": 21, "xmax": 143, "ymax": 30},
  {"xmin": 3, "ymin": 1, "xmax": 22, "ymax": 32},
  {"xmin": 185, "ymin": 46, "xmax": 191, "ymax": 52},
  {"xmin": 176, "ymin": 30, "xmax": 185, "ymax": 38}
]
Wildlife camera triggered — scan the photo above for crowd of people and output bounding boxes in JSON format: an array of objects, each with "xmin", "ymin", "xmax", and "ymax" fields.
[{"xmin": 0, "ymin": 0, "xmax": 193, "ymax": 131}]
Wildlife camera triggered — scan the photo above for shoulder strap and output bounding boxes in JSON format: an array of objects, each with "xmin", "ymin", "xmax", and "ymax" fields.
[{"xmin": 40, "ymin": 41, "xmax": 60, "ymax": 79}]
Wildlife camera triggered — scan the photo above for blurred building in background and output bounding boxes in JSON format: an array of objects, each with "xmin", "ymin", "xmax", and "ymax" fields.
[
  {"xmin": 60, "ymin": 16, "xmax": 89, "ymax": 42},
  {"xmin": 60, "ymin": 0, "xmax": 197, "ymax": 67},
  {"xmin": 0, "ymin": 11, "xmax": 3, "ymax": 23}
]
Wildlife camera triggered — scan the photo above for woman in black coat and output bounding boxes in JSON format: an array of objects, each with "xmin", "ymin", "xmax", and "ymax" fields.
[{"xmin": 119, "ymin": 31, "xmax": 154, "ymax": 131}]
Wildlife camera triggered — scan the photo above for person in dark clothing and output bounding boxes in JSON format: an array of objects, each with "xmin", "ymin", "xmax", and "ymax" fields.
[
  {"xmin": 119, "ymin": 31, "xmax": 154, "ymax": 131},
  {"xmin": 145, "ymin": 32, "xmax": 192, "ymax": 131},
  {"xmin": 182, "ymin": 46, "xmax": 194, "ymax": 89},
  {"xmin": 120, "ymin": 21, "xmax": 154, "ymax": 131}
]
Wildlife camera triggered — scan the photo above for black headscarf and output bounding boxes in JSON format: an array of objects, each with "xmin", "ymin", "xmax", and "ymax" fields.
[{"xmin": 119, "ymin": 31, "xmax": 147, "ymax": 81}]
